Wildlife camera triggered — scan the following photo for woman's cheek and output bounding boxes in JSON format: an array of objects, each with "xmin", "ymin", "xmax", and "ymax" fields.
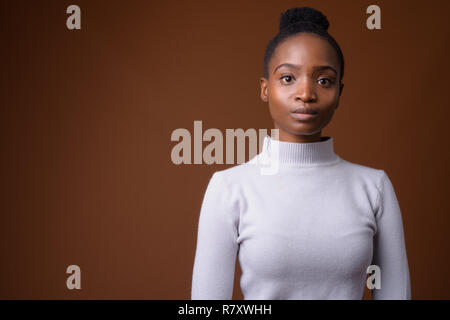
[{"xmin": 269, "ymin": 88, "xmax": 291, "ymax": 110}]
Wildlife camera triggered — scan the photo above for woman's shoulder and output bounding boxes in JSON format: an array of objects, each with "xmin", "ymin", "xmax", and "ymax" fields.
[
  {"xmin": 209, "ymin": 159, "xmax": 260, "ymax": 186},
  {"xmin": 338, "ymin": 157, "xmax": 386, "ymax": 184}
]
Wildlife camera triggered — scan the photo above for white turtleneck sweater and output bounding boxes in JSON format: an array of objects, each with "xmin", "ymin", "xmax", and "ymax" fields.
[{"xmin": 191, "ymin": 135, "xmax": 411, "ymax": 300}]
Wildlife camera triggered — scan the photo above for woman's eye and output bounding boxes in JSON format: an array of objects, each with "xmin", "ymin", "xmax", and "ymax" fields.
[
  {"xmin": 318, "ymin": 78, "xmax": 333, "ymax": 86},
  {"xmin": 280, "ymin": 75, "xmax": 293, "ymax": 83}
]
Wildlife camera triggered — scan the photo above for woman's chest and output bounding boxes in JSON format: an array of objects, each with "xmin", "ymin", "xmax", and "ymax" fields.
[{"xmin": 236, "ymin": 186, "xmax": 376, "ymax": 280}]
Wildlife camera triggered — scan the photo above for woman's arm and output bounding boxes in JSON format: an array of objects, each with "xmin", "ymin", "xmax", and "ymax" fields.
[
  {"xmin": 191, "ymin": 172, "xmax": 240, "ymax": 299},
  {"xmin": 371, "ymin": 171, "xmax": 411, "ymax": 299}
]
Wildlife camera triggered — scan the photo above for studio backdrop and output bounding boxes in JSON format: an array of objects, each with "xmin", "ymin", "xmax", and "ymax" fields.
[{"xmin": 1, "ymin": 0, "xmax": 449, "ymax": 299}]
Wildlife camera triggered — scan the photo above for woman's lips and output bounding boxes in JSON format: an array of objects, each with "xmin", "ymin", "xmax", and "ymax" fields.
[{"xmin": 290, "ymin": 112, "xmax": 319, "ymax": 121}]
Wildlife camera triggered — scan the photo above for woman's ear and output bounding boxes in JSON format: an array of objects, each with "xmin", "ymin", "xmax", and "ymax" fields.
[
  {"xmin": 339, "ymin": 82, "xmax": 344, "ymax": 98},
  {"xmin": 335, "ymin": 82, "xmax": 344, "ymax": 110},
  {"xmin": 260, "ymin": 77, "xmax": 269, "ymax": 102}
]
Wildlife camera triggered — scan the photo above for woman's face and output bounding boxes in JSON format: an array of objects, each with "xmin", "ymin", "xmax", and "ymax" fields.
[{"xmin": 260, "ymin": 33, "xmax": 344, "ymax": 143}]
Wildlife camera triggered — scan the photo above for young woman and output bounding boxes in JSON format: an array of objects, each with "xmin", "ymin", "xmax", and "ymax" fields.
[{"xmin": 191, "ymin": 7, "xmax": 411, "ymax": 300}]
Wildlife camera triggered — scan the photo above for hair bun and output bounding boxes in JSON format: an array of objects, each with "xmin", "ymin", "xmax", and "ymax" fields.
[{"xmin": 279, "ymin": 7, "xmax": 329, "ymax": 32}]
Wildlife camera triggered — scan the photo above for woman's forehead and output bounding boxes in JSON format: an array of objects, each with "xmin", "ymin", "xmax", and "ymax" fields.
[{"xmin": 271, "ymin": 33, "xmax": 339, "ymax": 69}]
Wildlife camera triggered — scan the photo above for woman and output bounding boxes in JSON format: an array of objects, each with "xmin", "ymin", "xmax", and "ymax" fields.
[{"xmin": 191, "ymin": 7, "xmax": 411, "ymax": 300}]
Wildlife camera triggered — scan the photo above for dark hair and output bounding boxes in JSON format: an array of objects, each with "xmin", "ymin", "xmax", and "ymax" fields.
[{"xmin": 263, "ymin": 7, "xmax": 345, "ymax": 82}]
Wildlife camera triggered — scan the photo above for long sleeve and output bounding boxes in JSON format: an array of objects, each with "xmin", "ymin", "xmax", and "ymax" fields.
[
  {"xmin": 371, "ymin": 171, "xmax": 411, "ymax": 299},
  {"xmin": 191, "ymin": 172, "xmax": 240, "ymax": 300}
]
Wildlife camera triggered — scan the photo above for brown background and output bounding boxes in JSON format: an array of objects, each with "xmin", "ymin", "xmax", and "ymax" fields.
[{"xmin": 1, "ymin": 0, "xmax": 449, "ymax": 299}]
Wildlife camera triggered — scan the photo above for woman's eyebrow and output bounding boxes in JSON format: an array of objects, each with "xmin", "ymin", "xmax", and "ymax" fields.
[{"xmin": 273, "ymin": 63, "xmax": 337, "ymax": 75}]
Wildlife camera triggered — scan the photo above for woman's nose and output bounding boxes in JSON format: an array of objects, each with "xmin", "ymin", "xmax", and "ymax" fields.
[{"xmin": 295, "ymin": 78, "xmax": 316, "ymax": 102}]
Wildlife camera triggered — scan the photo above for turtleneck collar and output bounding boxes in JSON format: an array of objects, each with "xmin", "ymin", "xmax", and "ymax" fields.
[{"xmin": 257, "ymin": 135, "xmax": 342, "ymax": 167}]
